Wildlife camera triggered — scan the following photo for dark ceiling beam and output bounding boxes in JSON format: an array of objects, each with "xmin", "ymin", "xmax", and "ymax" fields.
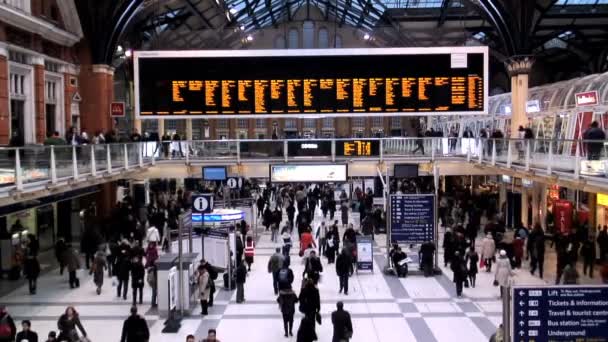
[
  {"xmin": 104, "ymin": 0, "xmax": 145, "ymax": 64},
  {"xmin": 183, "ymin": 0, "xmax": 213, "ymax": 28},
  {"xmin": 340, "ymin": 0, "xmax": 353, "ymax": 26},
  {"xmin": 437, "ymin": 0, "xmax": 451, "ymax": 27},
  {"xmin": 264, "ymin": 0, "xmax": 278, "ymax": 26},
  {"xmin": 474, "ymin": 0, "xmax": 516, "ymax": 55}
]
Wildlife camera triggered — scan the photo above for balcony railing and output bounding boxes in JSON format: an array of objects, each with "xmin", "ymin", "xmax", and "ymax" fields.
[{"xmin": 1, "ymin": 137, "xmax": 607, "ymax": 197}]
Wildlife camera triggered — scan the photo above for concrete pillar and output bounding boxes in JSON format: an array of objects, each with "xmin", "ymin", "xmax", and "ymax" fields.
[
  {"xmin": 532, "ymin": 184, "xmax": 540, "ymax": 227},
  {"xmin": 158, "ymin": 119, "xmax": 164, "ymax": 135},
  {"xmin": 185, "ymin": 119, "xmax": 193, "ymax": 140},
  {"xmin": 588, "ymin": 192, "xmax": 597, "ymax": 229},
  {"xmin": 506, "ymin": 56, "xmax": 534, "ymax": 137},
  {"xmin": 521, "ymin": 188, "xmax": 529, "ymax": 228},
  {"xmin": 540, "ymin": 185, "xmax": 548, "ymax": 230},
  {"xmin": 0, "ymin": 42, "xmax": 9, "ymax": 145},
  {"xmin": 499, "ymin": 183, "xmax": 507, "ymax": 216}
]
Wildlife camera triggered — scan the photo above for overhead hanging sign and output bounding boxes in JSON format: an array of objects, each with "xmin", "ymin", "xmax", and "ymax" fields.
[
  {"xmin": 525, "ymin": 100, "xmax": 540, "ymax": 113},
  {"xmin": 575, "ymin": 90, "xmax": 599, "ymax": 107},
  {"xmin": 134, "ymin": 46, "xmax": 489, "ymax": 119},
  {"xmin": 512, "ymin": 285, "xmax": 608, "ymax": 342},
  {"xmin": 226, "ymin": 177, "xmax": 242, "ymax": 189},
  {"xmin": 389, "ymin": 194, "xmax": 435, "ymax": 244}
]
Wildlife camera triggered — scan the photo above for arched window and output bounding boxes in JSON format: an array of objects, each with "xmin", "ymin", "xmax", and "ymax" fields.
[
  {"xmin": 334, "ymin": 34, "xmax": 343, "ymax": 48},
  {"xmin": 303, "ymin": 21, "xmax": 314, "ymax": 48},
  {"xmin": 274, "ymin": 35, "xmax": 286, "ymax": 49},
  {"xmin": 318, "ymin": 28, "xmax": 329, "ymax": 48},
  {"xmin": 288, "ymin": 29, "xmax": 299, "ymax": 49}
]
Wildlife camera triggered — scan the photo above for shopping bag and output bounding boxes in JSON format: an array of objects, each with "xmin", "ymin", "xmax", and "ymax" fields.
[
  {"xmin": 112, "ymin": 276, "xmax": 118, "ymax": 287},
  {"xmin": 479, "ymin": 259, "xmax": 485, "ymax": 268}
]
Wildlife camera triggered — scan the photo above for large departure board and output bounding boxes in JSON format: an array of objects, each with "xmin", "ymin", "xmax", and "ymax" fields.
[{"xmin": 135, "ymin": 47, "xmax": 488, "ymax": 118}]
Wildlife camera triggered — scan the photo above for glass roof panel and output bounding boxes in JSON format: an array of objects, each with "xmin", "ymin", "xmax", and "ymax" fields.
[
  {"xmin": 380, "ymin": 0, "xmax": 464, "ymax": 8},
  {"xmin": 555, "ymin": 0, "xmax": 608, "ymax": 5}
]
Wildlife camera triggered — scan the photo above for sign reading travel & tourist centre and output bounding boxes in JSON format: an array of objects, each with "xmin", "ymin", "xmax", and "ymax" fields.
[
  {"xmin": 512, "ymin": 286, "xmax": 608, "ymax": 342},
  {"xmin": 389, "ymin": 194, "xmax": 435, "ymax": 244},
  {"xmin": 134, "ymin": 46, "xmax": 488, "ymax": 118}
]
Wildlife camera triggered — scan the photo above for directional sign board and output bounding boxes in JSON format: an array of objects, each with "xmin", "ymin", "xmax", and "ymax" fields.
[
  {"xmin": 512, "ymin": 285, "xmax": 608, "ymax": 342},
  {"xmin": 389, "ymin": 194, "xmax": 435, "ymax": 244},
  {"xmin": 192, "ymin": 194, "xmax": 213, "ymax": 213}
]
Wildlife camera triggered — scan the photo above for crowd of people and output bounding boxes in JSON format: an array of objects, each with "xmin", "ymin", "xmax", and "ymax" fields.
[{"xmin": 440, "ymin": 182, "xmax": 608, "ymax": 301}]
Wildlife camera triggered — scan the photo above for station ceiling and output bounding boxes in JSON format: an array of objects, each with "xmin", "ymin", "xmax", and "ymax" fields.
[{"xmin": 76, "ymin": 0, "xmax": 608, "ymax": 79}]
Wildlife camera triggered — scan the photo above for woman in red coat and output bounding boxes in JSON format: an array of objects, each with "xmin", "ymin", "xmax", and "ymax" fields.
[
  {"xmin": 513, "ymin": 236, "xmax": 524, "ymax": 268},
  {"xmin": 299, "ymin": 227, "xmax": 316, "ymax": 257}
]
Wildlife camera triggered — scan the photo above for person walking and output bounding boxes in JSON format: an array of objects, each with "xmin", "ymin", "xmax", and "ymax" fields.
[
  {"xmin": 116, "ymin": 250, "xmax": 131, "ymax": 300},
  {"xmin": 63, "ymin": 245, "xmax": 81, "ymax": 289},
  {"xmin": 296, "ymin": 314, "xmax": 318, "ymax": 342},
  {"xmin": 277, "ymin": 262, "xmax": 295, "ymax": 291},
  {"xmin": 581, "ymin": 235, "xmax": 596, "ymax": 278},
  {"xmin": 300, "ymin": 228, "xmax": 316, "ymax": 257},
  {"xmin": 326, "ymin": 225, "xmax": 340, "ymax": 264},
  {"xmin": 529, "ymin": 225, "xmax": 546, "ymax": 278},
  {"xmin": 131, "ymin": 256, "xmax": 145, "ymax": 305},
  {"xmin": 443, "ymin": 228, "xmax": 455, "ymax": 267},
  {"xmin": 451, "ymin": 251, "xmax": 467, "ymax": 297},
  {"xmin": 55, "ymin": 238, "xmax": 67, "ymax": 275},
  {"xmin": 598, "ymin": 226, "xmax": 608, "ymax": 262},
  {"xmin": 298, "ymin": 278, "xmax": 320, "ymax": 335},
  {"xmin": 197, "ymin": 265, "xmax": 210, "ymax": 315},
  {"xmin": 282, "ymin": 229, "xmax": 293, "ymax": 258},
  {"xmin": 481, "ymin": 233, "xmax": 496, "ymax": 272},
  {"xmin": 271, "ymin": 223, "xmax": 280, "ymax": 243},
  {"xmin": 494, "ymin": 250, "xmax": 512, "ymax": 297},
  {"xmin": 465, "ymin": 246, "xmax": 479, "ymax": 288},
  {"xmin": 277, "ymin": 288, "xmax": 298, "ymax": 337},
  {"xmin": 244, "ymin": 235, "xmax": 255, "ymax": 271},
  {"xmin": 202, "ymin": 329, "xmax": 221, "ymax": 342},
  {"xmin": 561, "ymin": 261, "xmax": 580, "ymax": 285},
  {"xmin": 92, "ymin": 248, "xmax": 107, "ymax": 295},
  {"xmin": 23, "ymin": 252, "xmax": 40, "ymax": 295},
  {"xmin": 331, "ymin": 301, "xmax": 353, "ymax": 342},
  {"xmin": 120, "ymin": 306, "xmax": 149, "ymax": 342},
  {"xmin": 336, "ymin": 248, "xmax": 353, "ymax": 295},
  {"xmin": 304, "ymin": 251, "xmax": 323, "ymax": 285},
  {"xmin": 316, "ymin": 222, "xmax": 327, "ymax": 257},
  {"xmin": 340, "ymin": 202, "xmax": 349, "ymax": 228},
  {"xmin": 419, "ymin": 241, "xmax": 436, "ymax": 277},
  {"xmin": 57, "ymin": 306, "xmax": 87, "ymax": 342},
  {"xmin": 0, "ymin": 306, "xmax": 16, "ymax": 342},
  {"xmin": 147, "ymin": 265, "xmax": 158, "ymax": 307},
  {"xmin": 268, "ymin": 248, "xmax": 285, "ymax": 295},
  {"xmin": 15, "ymin": 320, "xmax": 37, "ymax": 342},
  {"xmin": 235, "ymin": 260, "xmax": 247, "ymax": 303}
]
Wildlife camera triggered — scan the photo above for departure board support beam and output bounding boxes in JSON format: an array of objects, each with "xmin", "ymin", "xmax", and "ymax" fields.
[
  {"xmin": 283, "ymin": 140, "xmax": 288, "ymax": 162},
  {"xmin": 379, "ymin": 140, "xmax": 383, "ymax": 162},
  {"xmin": 331, "ymin": 140, "xmax": 336, "ymax": 162},
  {"xmin": 547, "ymin": 141, "xmax": 553, "ymax": 175},
  {"xmin": 437, "ymin": 0, "xmax": 452, "ymax": 28}
]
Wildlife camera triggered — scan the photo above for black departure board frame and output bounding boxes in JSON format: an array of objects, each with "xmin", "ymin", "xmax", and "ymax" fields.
[{"xmin": 134, "ymin": 47, "xmax": 489, "ymax": 119}]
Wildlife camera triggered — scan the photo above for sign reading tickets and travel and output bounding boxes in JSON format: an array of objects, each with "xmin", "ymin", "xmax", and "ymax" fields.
[
  {"xmin": 575, "ymin": 90, "xmax": 599, "ymax": 107},
  {"xmin": 356, "ymin": 235, "xmax": 374, "ymax": 272},
  {"xmin": 512, "ymin": 286, "xmax": 608, "ymax": 342},
  {"xmin": 389, "ymin": 194, "xmax": 435, "ymax": 243},
  {"xmin": 110, "ymin": 102, "xmax": 126, "ymax": 117}
]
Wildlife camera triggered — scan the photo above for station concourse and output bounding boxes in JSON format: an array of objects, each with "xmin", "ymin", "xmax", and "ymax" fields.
[{"xmin": 1, "ymin": 1, "xmax": 608, "ymax": 341}]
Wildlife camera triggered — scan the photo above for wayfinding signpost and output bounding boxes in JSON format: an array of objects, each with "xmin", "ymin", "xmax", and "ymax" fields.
[
  {"xmin": 389, "ymin": 194, "xmax": 436, "ymax": 244},
  {"xmin": 512, "ymin": 285, "xmax": 608, "ymax": 342}
]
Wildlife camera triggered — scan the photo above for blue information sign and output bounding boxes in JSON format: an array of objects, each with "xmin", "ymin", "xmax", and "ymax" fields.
[
  {"xmin": 389, "ymin": 194, "xmax": 435, "ymax": 244},
  {"xmin": 512, "ymin": 286, "xmax": 608, "ymax": 342}
]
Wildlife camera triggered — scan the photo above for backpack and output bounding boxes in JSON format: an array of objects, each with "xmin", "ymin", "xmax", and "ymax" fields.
[
  {"xmin": 0, "ymin": 316, "xmax": 11, "ymax": 338},
  {"xmin": 278, "ymin": 268, "xmax": 290, "ymax": 284}
]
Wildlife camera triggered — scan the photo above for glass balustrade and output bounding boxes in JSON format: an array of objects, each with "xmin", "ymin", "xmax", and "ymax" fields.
[{"xmin": 0, "ymin": 138, "xmax": 607, "ymax": 196}]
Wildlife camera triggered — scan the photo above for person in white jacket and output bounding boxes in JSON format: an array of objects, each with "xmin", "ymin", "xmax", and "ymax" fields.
[
  {"xmin": 481, "ymin": 233, "xmax": 496, "ymax": 272},
  {"xmin": 146, "ymin": 225, "xmax": 160, "ymax": 247}
]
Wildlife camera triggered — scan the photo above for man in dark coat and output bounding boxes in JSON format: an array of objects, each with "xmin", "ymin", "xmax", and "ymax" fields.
[
  {"xmin": 336, "ymin": 248, "xmax": 353, "ymax": 295},
  {"xmin": 331, "ymin": 301, "xmax": 353, "ymax": 342},
  {"xmin": 120, "ymin": 306, "xmax": 149, "ymax": 342},
  {"xmin": 583, "ymin": 121, "xmax": 606, "ymax": 160},
  {"xmin": 15, "ymin": 320, "xmax": 38, "ymax": 342}
]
